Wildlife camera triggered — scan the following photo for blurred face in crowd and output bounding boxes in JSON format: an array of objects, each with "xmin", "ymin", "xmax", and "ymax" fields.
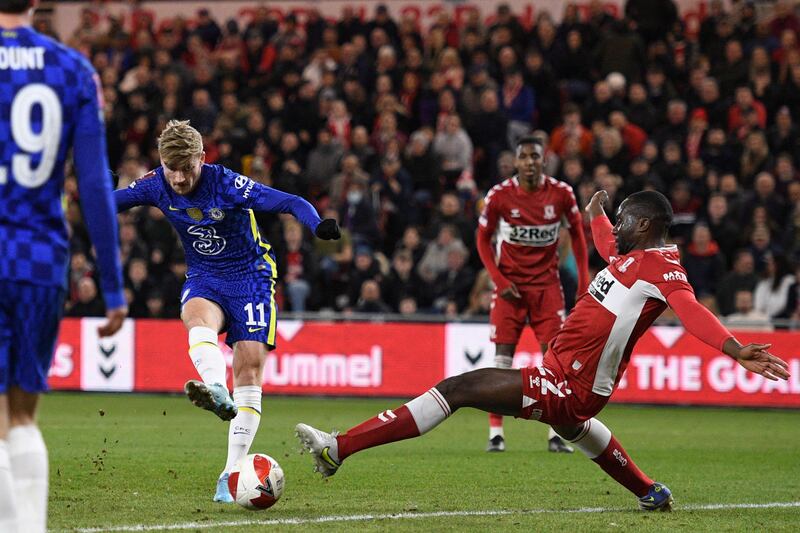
[
  {"xmin": 77, "ymin": 278, "xmax": 98, "ymax": 304},
  {"xmin": 788, "ymin": 182, "xmax": 800, "ymax": 205},
  {"xmin": 480, "ymin": 89, "xmax": 499, "ymax": 112},
  {"xmin": 355, "ymin": 251, "xmax": 373, "ymax": 271},
  {"xmin": 734, "ymin": 252, "xmax": 754, "ymax": 274},
  {"xmin": 351, "ymin": 126, "xmax": 369, "ymax": 148},
  {"xmin": 283, "ymin": 221, "xmax": 303, "ymax": 250},
  {"xmin": 628, "ymin": 83, "xmax": 647, "ymax": 104},
  {"xmin": 392, "ymin": 251, "xmax": 412, "ymax": 275},
  {"xmin": 734, "ymin": 290, "xmax": 754, "ymax": 313},
  {"xmin": 751, "ymin": 225, "xmax": 770, "ymax": 249},
  {"xmin": 700, "ymin": 78, "xmax": 719, "ymax": 103},
  {"xmin": 692, "ymin": 225, "xmax": 711, "ymax": 248},
  {"xmin": 593, "ymin": 81, "xmax": 611, "ymax": 102},
  {"xmin": 755, "ymin": 172, "xmax": 775, "ymax": 197},
  {"xmin": 399, "ymin": 297, "xmax": 417, "ymax": 315},
  {"xmin": 128, "ymin": 259, "xmax": 148, "ymax": 284},
  {"xmin": 403, "ymin": 227, "xmax": 420, "ymax": 249},
  {"xmin": 725, "ymin": 40, "xmax": 743, "ymax": 63},
  {"xmin": 720, "ymin": 173, "xmax": 738, "ymax": 194},
  {"xmin": 707, "ymin": 195, "xmax": 727, "ymax": 220},
  {"xmin": 434, "ymin": 195, "xmax": 457, "ymax": 218},
  {"xmin": 445, "ymin": 114, "xmax": 461, "ymax": 134}
]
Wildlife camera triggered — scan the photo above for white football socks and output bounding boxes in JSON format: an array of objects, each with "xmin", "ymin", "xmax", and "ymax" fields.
[
  {"xmin": 405, "ymin": 387, "xmax": 451, "ymax": 434},
  {"xmin": 8, "ymin": 425, "xmax": 48, "ymax": 533},
  {"xmin": 568, "ymin": 418, "xmax": 612, "ymax": 459},
  {"xmin": 489, "ymin": 355, "xmax": 513, "ymax": 439},
  {"xmin": 222, "ymin": 386, "xmax": 262, "ymax": 476},
  {"xmin": 0, "ymin": 440, "xmax": 18, "ymax": 531},
  {"xmin": 188, "ymin": 327, "xmax": 227, "ymax": 390}
]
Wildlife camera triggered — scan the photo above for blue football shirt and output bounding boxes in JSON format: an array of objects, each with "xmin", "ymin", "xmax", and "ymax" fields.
[
  {"xmin": 115, "ymin": 164, "xmax": 322, "ymax": 279},
  {"xmin": 0, "ymin": 26, "xmax": 124, "ymax": 307}
]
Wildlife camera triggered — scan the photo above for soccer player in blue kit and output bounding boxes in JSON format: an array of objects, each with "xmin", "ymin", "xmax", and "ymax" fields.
[
  {"xmin": 115, "ymin": 120, "xmax": 340, "ymax": 502},
  {"xmin": 0, "ymin": 1, "xmax": 127, "ymax": 530}
]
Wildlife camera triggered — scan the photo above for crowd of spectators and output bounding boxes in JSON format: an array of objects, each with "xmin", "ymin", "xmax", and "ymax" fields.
[{"xmin": 47, "ymin": 0, "xmax": 800, "ymax": 326}]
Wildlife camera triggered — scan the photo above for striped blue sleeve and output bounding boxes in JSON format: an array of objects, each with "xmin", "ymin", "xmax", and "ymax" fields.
[
  {"xmin": 248, "ymin": 184, "xmax": 322, "ymax": 231},
  {"xmin": 72, "ymin": 65, "xmax": 125, "ymax": 310},
  {"xmin": 114, "ymin": 175, "xmax": 158, "ymax": 211},
  {"xmin": 222, "ymin": 168, "xmax": 321, "ymax": 231}
]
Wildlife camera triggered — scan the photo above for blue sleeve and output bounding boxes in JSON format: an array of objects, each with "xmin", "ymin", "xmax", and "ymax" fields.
[
  {"xmin": 222, "ymin": 168, "xmax": 322, "ymax": 231},
  {"xmin": 72, "ymin": 64, "xmax": 125, "ymax": 310},
  {"xmin": 114, "ymin": 174, "xmax": 159, "ymax": 211},
  {"xmin": 249, "ymin": 183, "xmax": 322, "ymax": 231}
]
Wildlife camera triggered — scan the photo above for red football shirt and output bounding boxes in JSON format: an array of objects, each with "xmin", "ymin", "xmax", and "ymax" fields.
[
  {"xmin": 549, "ymin": 244, "xmax": 693, "ymax": 397},
  {"xmin": 478, "ymin": 176, "xmax": 582, "ymax": 288}
]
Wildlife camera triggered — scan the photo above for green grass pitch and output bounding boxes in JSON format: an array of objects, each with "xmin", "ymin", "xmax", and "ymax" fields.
[{"xmin": 43, "ymin": 392, "xmax": 800, "ymax": 532}]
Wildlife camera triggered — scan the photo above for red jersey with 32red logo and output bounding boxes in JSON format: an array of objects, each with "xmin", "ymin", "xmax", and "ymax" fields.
[
  {"xmin": 478, "ymin": 176, "xmax": 582, "ymax": 289},
  {"xmin": 548, "ymin": 245, "xmax": 693, "ymax": 398}
]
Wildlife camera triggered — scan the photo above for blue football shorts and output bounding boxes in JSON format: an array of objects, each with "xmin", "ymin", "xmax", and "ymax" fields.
[
  {"xmin": 0, "ymin": 280, "xmax": 66, "ymax": 394},
  {"xmin": 180, "ymin": 271, "xmax": 277, "ymax": 348}
]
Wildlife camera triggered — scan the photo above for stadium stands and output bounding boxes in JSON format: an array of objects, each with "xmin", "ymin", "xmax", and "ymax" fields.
[{"xmin": 47, "ymin": 1, "xmax": 800, "ymax": 324}]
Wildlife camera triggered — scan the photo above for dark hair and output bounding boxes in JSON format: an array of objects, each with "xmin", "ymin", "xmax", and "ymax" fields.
[
  {"xmin": 516, "ymin": 135, "xmax": 544, "ymax": 149},
  {"xmin": 625, "ymin": 190, "xmax": 674, "ymax": 234},
  {"xmin": 768, "ymin": 253, "xmax": 792, "ymax": 291},
  {"xmin": 0, "ymin": 0, "xmax": 32, "ymax": 13}
]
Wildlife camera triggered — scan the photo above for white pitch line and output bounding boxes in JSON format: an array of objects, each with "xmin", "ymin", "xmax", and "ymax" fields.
[{"xmin": 68, "ymin": 501, "xmax": 800, "ymax": 532}]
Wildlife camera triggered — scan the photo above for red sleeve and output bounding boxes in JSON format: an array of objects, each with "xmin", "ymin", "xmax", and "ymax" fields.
[
  {"xmin": 667, "ymin": 289, "xmax": 734, "ymax": 351},
  {"xmin": 477, "ymin": 189, "xmax": 511, "ymax": 291},
  {"xmin": 564, "ymin": 187, "xmax": 589, "ymax": 292},
  {"xmin": 590, "ymin": 215, "xmax": 617, "ymax": 263}
]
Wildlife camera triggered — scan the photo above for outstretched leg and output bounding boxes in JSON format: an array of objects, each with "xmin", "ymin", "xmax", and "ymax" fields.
[
  {"xmin": 296, "ymin": 368, "xmax": 522, "ymax": 476},
  {"xmin": 552, "ymin": 420, "xmax": 673, "ymax": 510}
]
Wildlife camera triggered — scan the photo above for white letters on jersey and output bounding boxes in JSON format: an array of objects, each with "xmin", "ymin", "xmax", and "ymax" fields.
[
  {"xmin": 187, "ymin": 225, "xmax": 227, "ymax": 256},
  {"xmin": 498, "ymin": 219, "xmax": 561, "ymax": 247},
  {"xmin": 587, "ymin": 267, "xmax": 666, "ymax": 396}
]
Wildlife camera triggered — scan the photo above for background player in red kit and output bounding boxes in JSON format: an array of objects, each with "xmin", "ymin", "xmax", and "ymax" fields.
[
  {"xmin": 297, "ymin": 190, "xmax": 789, "ymax": 511},
  {"xmin": 476, "ymin": 136, "xmax": 589, "ymax": 453}
]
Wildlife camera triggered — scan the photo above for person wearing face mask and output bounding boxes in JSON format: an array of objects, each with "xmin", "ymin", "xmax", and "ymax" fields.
[{"xmin": 340, "ymin": 176, "xmax": 381, "ymax": 248}]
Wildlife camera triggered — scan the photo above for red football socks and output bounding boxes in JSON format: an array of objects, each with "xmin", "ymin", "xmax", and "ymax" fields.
[{"xmin": 337, "ymin": 388, "xmax": 451, "ymax": 461}]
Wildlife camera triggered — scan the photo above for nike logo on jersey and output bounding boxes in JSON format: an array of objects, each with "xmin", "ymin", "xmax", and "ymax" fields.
[
  {"xmin": 168, "ymin": 205, "xmax": 180, "ymax": 211},
  {"xmin": 248, "ymin": 326, "xmax": 265, "ymax": 333}
]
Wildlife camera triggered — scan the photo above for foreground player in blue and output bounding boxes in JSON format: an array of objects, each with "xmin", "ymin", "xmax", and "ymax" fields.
[
  {"xmin": 0, "ymin": 1, "xmax": 127, "ymax": 529},
  {"xmin": 115, "ymin": 120, "xmax": 340, "ymax": 502}
]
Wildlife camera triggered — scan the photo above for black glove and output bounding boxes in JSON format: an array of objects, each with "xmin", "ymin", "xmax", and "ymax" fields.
[{"xmin": 315, "ymin": 218, "xmax": 341, "ymax": 240}]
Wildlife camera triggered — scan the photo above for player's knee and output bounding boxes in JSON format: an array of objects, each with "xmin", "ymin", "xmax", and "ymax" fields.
[
  {"xmin": 435, "ymin": 369, "xmax": 495, "ymax": 410},
  {"xmin": 551, "ymin": 423, "xmax": 583, "ymax": 441},
  {"xmin": 434, "ymin": 375, "xmax": 466, "ymax": 411},
  {"xmin": 184, "ymin": 316, "xmax": 214, "ymax": 331}
]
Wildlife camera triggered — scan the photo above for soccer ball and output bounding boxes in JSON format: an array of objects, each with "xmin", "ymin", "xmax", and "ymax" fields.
[{"xmin": 228, "ymin": 453, "xmax": 285, "ymax": 510}]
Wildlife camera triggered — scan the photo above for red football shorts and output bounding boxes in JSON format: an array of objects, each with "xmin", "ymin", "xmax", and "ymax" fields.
[
  {"xmin": 517, "ymin": 353, "xmax": 609, "ymax": 425},
  {"xmin": 489, "ymin": 283, "xmax": 565, "ymax": 345}
]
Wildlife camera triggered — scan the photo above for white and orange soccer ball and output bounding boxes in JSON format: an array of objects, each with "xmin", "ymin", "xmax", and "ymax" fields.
[{"xmin": 227, "ymin": 453, "xmax": 285, "ymax": 510}]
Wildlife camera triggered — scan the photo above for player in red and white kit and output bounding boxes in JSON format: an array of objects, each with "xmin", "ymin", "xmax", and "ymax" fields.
[
  {"xmin": 477, "ymin": 136, "xmax": 590, "ymax": 453},
  {"xmin": 296, "ymin": 190, "xmax": 790, "ymax": 511}
]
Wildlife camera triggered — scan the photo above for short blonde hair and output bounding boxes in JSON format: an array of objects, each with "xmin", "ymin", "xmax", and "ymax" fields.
[{"xmin": 157, "ymin": 120, "xmax": 203, "ymax": 170}]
